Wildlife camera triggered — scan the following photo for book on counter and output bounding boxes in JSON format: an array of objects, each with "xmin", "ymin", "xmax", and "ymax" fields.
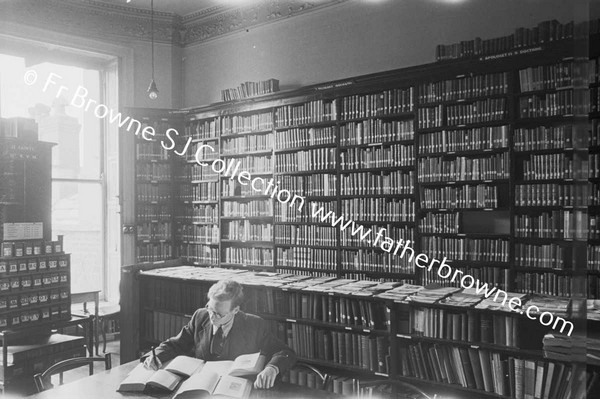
[{"xmin": 118, "ymin": 352, "xmax": 265, "ymax": 394}]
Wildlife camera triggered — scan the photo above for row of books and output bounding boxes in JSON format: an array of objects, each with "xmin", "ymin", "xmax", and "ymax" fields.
[
  {"xmin": 515, "ymin": 243, "xmax": 567, "ymax": 269},
  {"xmin": 411, "ymin": 308, "xmax": 520, "ymax": 347},
  {"xmin": 420, "ymin": 266, "xmax": 510, "ymax": 291},
  {"xmin": 543, "ymin": 333, "xmax": 600, "ymax": 366},
  {"xmin": 1, "ymin": 237, "xmax": 63, "ymax": 259},
  {"xmin": 137, "ymin": 204, "xmax": 172, "ymax": 221},
  {"xmin": 417, "ymin": 105, "xmax": 443, "ymax": 129},
  {"xmin": 221, "ymin": 112, "xmax": 273, "ymax": 135},
  {"xmin": 222, "ymin": 134, "xmax": 273, "ymax": 154},
  {"xmin": 513, "ymin": 211, "xmax": 583, "ymax": 239},
  {"xmin": 590, "ymin": 215, "xmax": 600, "ymax": 239},
  {"xmin": 398, "ymin": 343, "xmax": 574, "ymax": 399},
  {"xmin": 275, "ymin": 148, "xmax": 337, "ymax": 172},
  {"xmin": 187, "ymin": 118, "xmax": 219, "ymax": 140},
  {"xmin": 178, "ymin": 224, "xmax": 218, "ymax": 244},
  {"xmin": 276, "ymin": 247, "xmax": 336, "ymax": 270},
  {"xmin": 223, "ymin": 247, "xmax": 273, "ymax": 267},
  {"xmin": 180, "ymin": 164, "xmax": 219, "ymax": 182},
  {"xmin": 418, "ymin": 125, "xmax": 509, "ymax": 154},
  {"xmin": 341, "ymin": 250, "xmax": 413, "ymax": 274},
  {"xmin": 518, "ymin": 92, "xmax": 581, "ymax": 119},
  {"xmin": 518, "ymin": 62, "xmax": 576, "ymax": 92},
  {"xmin": 275, "ymin": 225, "xmax": 337, "ymax": 247},
  {"xmin": 283, "ymin": 323, "xmax": 390, "ymax": 374},
  {"xmin": 177, "ymin": 204, "xmax": 218, "ymax": 224},
  {"xmin": 178, "ymin": 244, "xmax": 218, "ymax": 265},
  {"xmin": 446, "ymin": 98, "xmax": 507, "ymax": 126},
  {"xmin": 339, "ymin": 88, "xmax": 414, "ymax": 120},
  {"xmin": 275, "ymin": 200, "xmax": 335, "ymax": 222},
  {"xmin": 137, "ymin": 222, "xmax": 171, "ymax": 241},
  {"xmin": 136, "ymin": 142, "xmax": 169, "ymax": 161},
  {"xmin": 275, "ymin": 101, "xmax": 336, "ymax": 128},
  {"xmin": 275, "ymin": 127, "xmax": 335, "ymax": 150},
  {"xmin": 340, "ymin": 170, "xmax": 414, "ymax": 196},
  {"xmin": 226, "ymin": 155, "xmax": 272, "ymax": 174},
  {"xmin": 420, "ymin": 184, "xmax": 501, "ymax": 209},
  {"xmin": 222, "ymin": 200, "xmax": 272, "ymax": 218},
  {"xmin": 514, "ymin": 125, "xmax": 573, "ymax": 151},
  {"xmin": 145, "ymin": 310, "xmax": 192, "ymax": 343},
  {"xmin": 137, "ymin": 243, "xmax": 173, "ymax": 262},
  {"xmin": 184, "ymin": 183, "xmax": 219, "ymax": 202},
  {"xmin": 340, "ymin": 198, "xmax": 415, "ymax": 222},
  {"xmin": 591, "ymin": 153, "xmax": 600, "ymax": 179},
  {"xmin": 221, "ymin": 221, "xmax": 272, "ymax": 242},
  {"xmin": 515, "ymin": 183, "xmax": 581, "ymax": 207},
  {"xmin": 340, "ymin": 225, "xmax": 414, "ymax": 247},
  {"xmin": 277, "ymin": 174, "xmax": 337, "ymax": 197},
  {"xmin": 136, "ymin": 163, "xmax": 171, "ymax": 181},
  {"xmin": 418, "ymin": 72, "xmax": 509, "ymax": 103},
  {"xmin": 136, "ymin": 184, "xmax": 172, "ymax": 203},
  {"xmin": 188, "ymin": 141, "xmax": 219, "ymax": 163},
  {"xmin": 220, "ymin": 78, "xmax": 279, "ymax": 102},
  {"xmin": 340, "ymin": 120, "xmax": 414, "ymax": 146},
  {"xmin": 419, "ymin": 212, "xmax": 459, "ymax": 234},
  {"xmin": 340, "ymin": 145, "xmax": 414, "ymax": 169},
  {"xmin": 221, "ymin": 180, "xmax": 265, "ymax": 198},
  {"xmin": 421, "ymin": 237, "xmax": 510, "ymax": 262},
  {"xmin": 590, "ymin": 245, "xmax": 600, "ymax": 270},
  {"xmin": 417, "ymin": 153, "xmax": 510, "ymax": 182},
  {"xmin": 435, "ymin": 19, "xmax": 575, "ymax": 61},
  {"xmin": 521, "ymin": 153, "xmax": 573, "ymax": 180},
  {"xmin": 514, "ymin": 272, "xmax": 572, "ymax": 296}
]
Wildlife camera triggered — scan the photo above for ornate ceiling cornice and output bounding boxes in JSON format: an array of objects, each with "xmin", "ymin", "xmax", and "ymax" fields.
[
  {"xmin": 0, "ymin": 0, "xmax": 349, "ymax": 47},
  {"xmin": 182, "ymin": 1, "xmax": 350, "ymax": 46}
]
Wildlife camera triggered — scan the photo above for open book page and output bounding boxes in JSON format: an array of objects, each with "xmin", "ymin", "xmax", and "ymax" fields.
[
  {"xmin": 213, "ymin": 375, "xmax": 252, "ymax": 399},
  {"xmin": 228, "ymin": 352, "xmax": 266, "ymax": 377},
  {"xmin": 203, "ymin": 360, "xmax": 235, "ymax": 376},
  {"xmin": 146, "ymin": 369, "xmax": 182, "ymax": 391},
  {"xmin": 164, "ymin": 356, "xmax": 205, "ymax": 377},
  {"xmin": 173, "ymin": 370, "xmax": 221, "ymax": 399},
  {"xmin": 118, "ymin": 363, "xmax": 157, "ymax": 392}
]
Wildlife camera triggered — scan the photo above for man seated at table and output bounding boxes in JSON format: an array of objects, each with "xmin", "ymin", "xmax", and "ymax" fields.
[{"xmin": 142, "ymin": 279, "xmax": 296, "ymax": 389}]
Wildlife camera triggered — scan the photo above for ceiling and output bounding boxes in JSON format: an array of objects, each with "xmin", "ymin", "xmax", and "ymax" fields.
[{"xmin": 94, "ymin": 0, "xmax": 260, "ymax": 17}]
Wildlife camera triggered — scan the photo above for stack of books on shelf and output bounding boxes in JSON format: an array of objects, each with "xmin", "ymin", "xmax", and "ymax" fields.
[{"xmin": 220, "ymin": 79, "xmax": 280, "ymax": 102}]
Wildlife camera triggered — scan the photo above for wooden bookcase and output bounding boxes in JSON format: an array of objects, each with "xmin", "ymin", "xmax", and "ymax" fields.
[{"xmin": 121, "ymin": 24, "xmax": 600, "ymax": 399}]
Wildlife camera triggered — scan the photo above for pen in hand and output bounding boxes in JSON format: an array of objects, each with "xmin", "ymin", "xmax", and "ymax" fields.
[{"xmin": 151, "ymin": 346, "xmax": 159, "ymax": 369}]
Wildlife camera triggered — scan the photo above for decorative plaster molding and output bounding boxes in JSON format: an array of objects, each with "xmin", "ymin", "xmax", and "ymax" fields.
[
  {"xmin": 0, "ymin": 0, "xmax": 349, "ymax": 47},
  {"xmin": 182, "ymin": 0, "xmax": 350, "ymax": 46}
]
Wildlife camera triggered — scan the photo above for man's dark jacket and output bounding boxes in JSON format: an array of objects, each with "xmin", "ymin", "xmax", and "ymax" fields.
[{"xmin": 153, "ymin": 309, "xmax": 296, "ymax": 374}]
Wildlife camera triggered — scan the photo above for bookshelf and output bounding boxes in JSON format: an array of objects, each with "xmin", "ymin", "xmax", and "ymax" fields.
[{"xmin": 120, "ymin": 20, "xmax": 600, "ymax": 399}]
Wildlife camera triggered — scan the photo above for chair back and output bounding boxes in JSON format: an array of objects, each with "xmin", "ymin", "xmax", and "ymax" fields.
[
  {"xmin": 292, "ymin": 361, "xmax": 331, "ymax": 391},
  {"xmin": 33, "ymin": 353, "xmax": 112, "ymax": 392}
]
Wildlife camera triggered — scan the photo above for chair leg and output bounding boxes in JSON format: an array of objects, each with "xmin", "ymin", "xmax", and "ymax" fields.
[{"xmin": 102, "ymin": 317, "xmax": 107, "ymax": 353}]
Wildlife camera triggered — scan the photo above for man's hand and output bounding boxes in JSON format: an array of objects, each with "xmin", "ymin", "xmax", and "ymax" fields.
[
  {"xmin": 254, "ymin": 365, "xmax": 278, "ymax": 389},
  {"xmin": 142, "ymin": 353, "xmax": 162, "ymax": 370}
]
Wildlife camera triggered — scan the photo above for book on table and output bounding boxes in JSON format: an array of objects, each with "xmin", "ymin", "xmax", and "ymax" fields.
[
  {"xmin": 118, "ymin": 352, "xmax": 266, "ymax": 395},
  {"xmin": 174, "ymin": 352, "xmax": 267, "ymax": 399},
  {"xmin": 118, "ymin": 355, "xmax": 205, "ymax": 392}
]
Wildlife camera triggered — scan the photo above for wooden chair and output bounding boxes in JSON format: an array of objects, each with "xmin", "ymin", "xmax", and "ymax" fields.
[
  {"xmin": 33, "ymin": 353, "xmax": 112, "ymax": 393},
  {"xmin": 97, "ymin": 303, "xmax": 120, "ymax": 353},
  {"xmin": 358, "ymin": 379, "xmax": 434, "ymax": 399},
  {"xmin": 292, "ymin": 361, "xmax": 331, "ymax": 391}
]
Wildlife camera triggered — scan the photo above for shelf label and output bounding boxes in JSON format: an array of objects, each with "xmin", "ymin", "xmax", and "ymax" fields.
[
  {"xmin": 375, "ymin": 372, "xmax": 389, "ymax": 377},
  {"xmin": 286, "ymin": 318, "xmax": 297, "ymax": 323},
  {"xmin": 396, "ymin": 334, "xmax": 411, "ymax": 339},
  {"xmin": 345, "ymin": 327, "xmax": 352, "ymax": 331},
  {"xmin": 470, "ymin": 345, "xmax": 480, "ymax": 349},
  {"xmin": 363, "ymin": 329, "xmax": 371, "ymax": 333}
]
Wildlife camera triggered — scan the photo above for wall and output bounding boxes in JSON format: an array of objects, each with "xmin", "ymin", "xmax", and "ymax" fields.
[{"xmin": 182, "ymin": 0, "xmax": 586, "ymax": 107}]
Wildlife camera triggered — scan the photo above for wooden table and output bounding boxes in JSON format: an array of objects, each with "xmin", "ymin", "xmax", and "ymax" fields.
[
  {"xmin": 71, "ymin": 289, "xmax": 100, "ymax": 355},
  {"xmin": 28, "ymin": 360, "xmax": 341, "ymax": 399}
]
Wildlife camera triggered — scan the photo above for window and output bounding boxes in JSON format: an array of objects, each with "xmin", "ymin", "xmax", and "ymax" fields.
[{"xmin": 1, "ymin": 53, "xmax": 119, "ymax": 300}]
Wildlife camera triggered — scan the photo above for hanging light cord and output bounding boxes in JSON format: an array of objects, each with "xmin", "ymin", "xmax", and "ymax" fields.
[{"xmin": 151, "ymin": 0, "xmax": 155, "ymax": 80}]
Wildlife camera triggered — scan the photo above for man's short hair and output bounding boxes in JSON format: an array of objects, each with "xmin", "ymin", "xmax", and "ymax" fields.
[{"xmin": 207, "ymin": 279, "xmax": 244, "ymax": 308}]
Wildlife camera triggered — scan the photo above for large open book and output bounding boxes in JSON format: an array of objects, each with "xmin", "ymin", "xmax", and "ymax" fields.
[
  {"xmin": 174, "ymin": 352, "xmax": 267, "ymax": 399},
  {"xmin": 118, "ymin": 356, "xmax": 205, "ymax": 392}
]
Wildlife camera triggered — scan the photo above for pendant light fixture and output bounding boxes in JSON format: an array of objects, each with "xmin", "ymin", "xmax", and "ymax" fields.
[{"xmin": 147, "ymin": 0, "xmax": 159, "ymax": 99}]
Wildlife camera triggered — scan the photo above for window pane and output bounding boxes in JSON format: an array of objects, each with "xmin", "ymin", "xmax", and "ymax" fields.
[{"xmin": 52, "ymin": 181, "xmax": 103, "ymax": 292}]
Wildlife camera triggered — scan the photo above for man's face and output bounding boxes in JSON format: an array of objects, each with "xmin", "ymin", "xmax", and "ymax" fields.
[{"xmin": 206, "ymin": 298, "xmax": 239, "ymax": 327}]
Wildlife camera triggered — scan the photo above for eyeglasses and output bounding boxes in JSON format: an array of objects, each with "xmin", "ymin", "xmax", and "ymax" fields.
[{"xmin": 205, "ymin": 303, "xmax": 228, "ymax": 319}]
